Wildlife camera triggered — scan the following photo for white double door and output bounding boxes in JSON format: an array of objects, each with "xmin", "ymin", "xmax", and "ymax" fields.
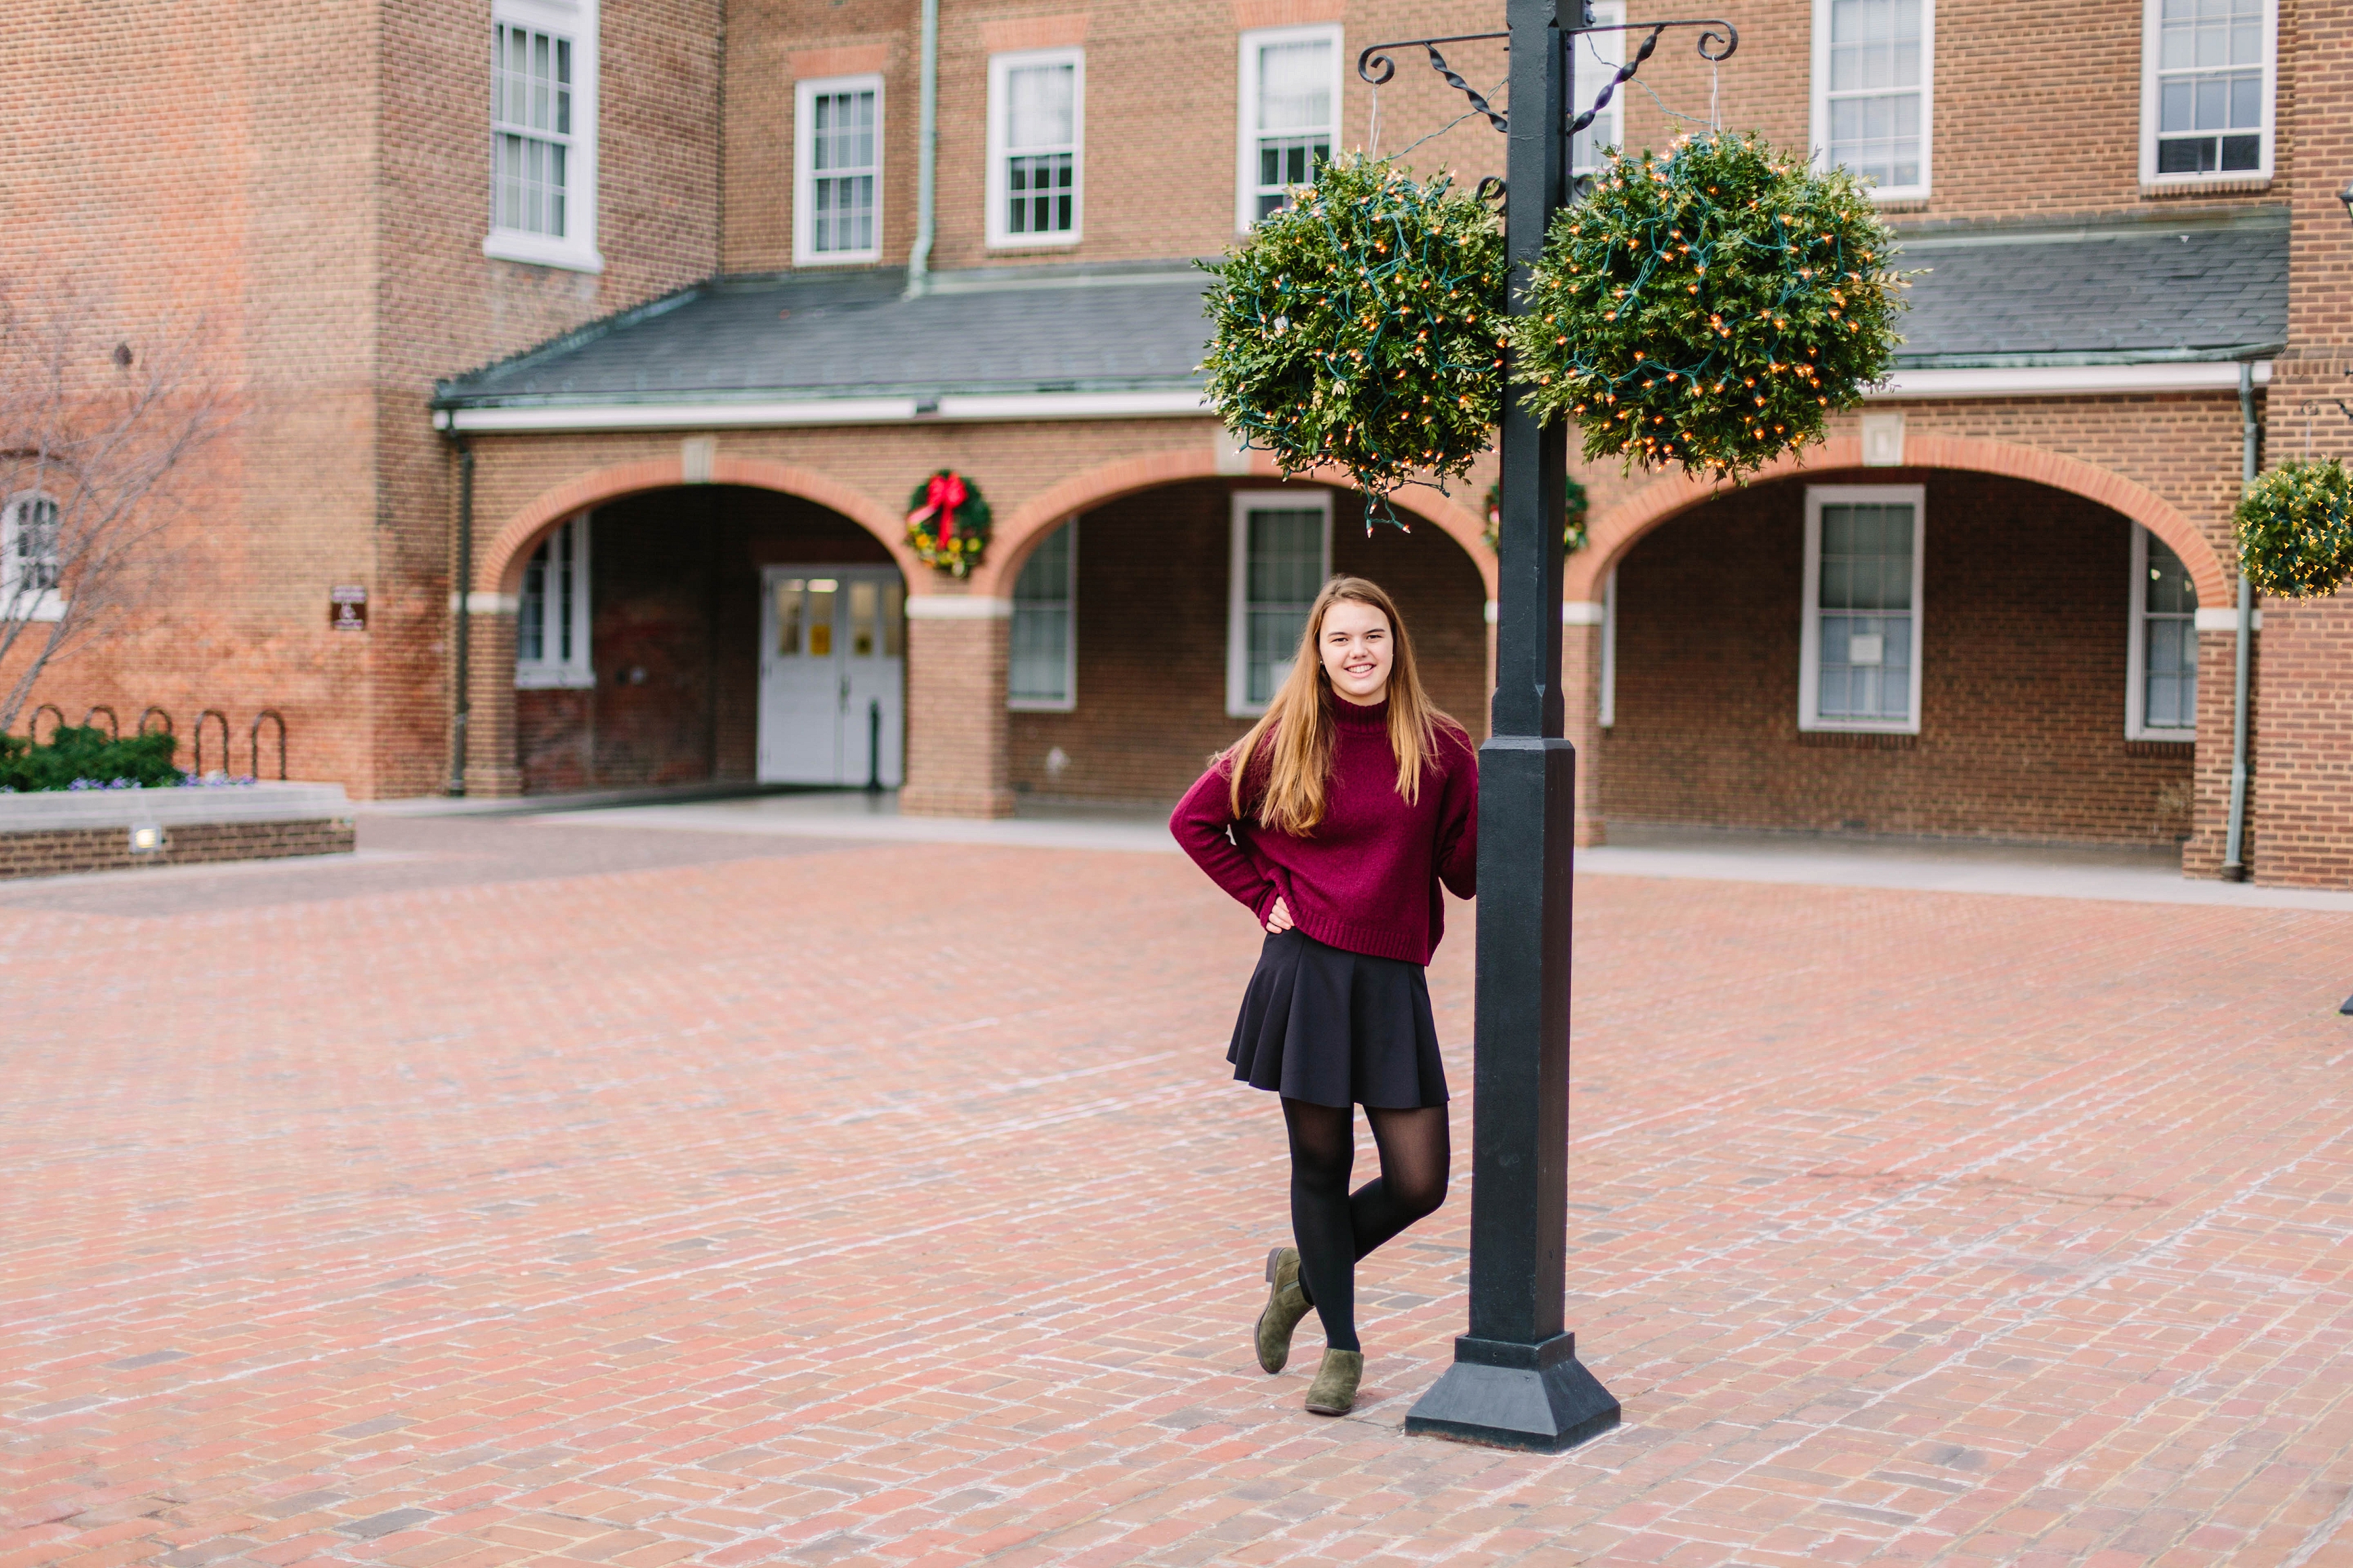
[{"xmin": 758, "ymin": 566, "xmax": 905, "ymax": 786}]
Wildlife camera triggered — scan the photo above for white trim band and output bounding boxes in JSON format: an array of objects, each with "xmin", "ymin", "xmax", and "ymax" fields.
[
  {"xmin": 904, "ymin": 595, "xmax": 1014, "ymax": 620},
  {"xmin": 437, "ymin": 389, "xmax": 1209, "ymax": 434},
  {"xmin": 2194, "ymin": 607, "xmax": 2262, "ymax": 631},
  {"xmin": 1484, "ymin": 600, "xmax": 1606, "ymax": 625},
  {"xmin": 451, "ymin": 591, "xmax": 521, "ymax": 614},
  {"xmin": 1872, "ymin": 361, "xmax": 2272, "ymax": 400}
]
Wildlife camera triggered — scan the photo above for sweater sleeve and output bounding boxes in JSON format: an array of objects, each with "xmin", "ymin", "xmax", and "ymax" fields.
[
  {"xmin": 1435, "ymin": 727, "xmax": 1479, "ymax": 901},
  {"xmin": 1170, "ymin": 758, "xmax": 1280, "ymax": 921}
]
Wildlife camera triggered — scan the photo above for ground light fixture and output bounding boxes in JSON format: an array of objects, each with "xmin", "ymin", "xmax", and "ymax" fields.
[{"xmin": 1355, "ymin": 3, "xmax": 1737, "ymax": 1452}]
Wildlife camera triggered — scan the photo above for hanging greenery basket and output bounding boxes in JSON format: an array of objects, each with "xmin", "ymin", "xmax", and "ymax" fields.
[
  {"xmin": 1511, "ymin": 132, "xmax": 1906, "ymax": 481},
  {"xmin": 905, "ymin": 469, "xmax": 991, "ymax": 577},
  {"xmin": 2235, "ymin": 458, "xmax": 2353, "ymax": 600},
  {"xmin": 1481, "ymin": 474, "xmax": 1590, "ymax": 556},
  {"xmin": 1199, "ymin": 153, "xmax": 1508, "ymax": 523}
]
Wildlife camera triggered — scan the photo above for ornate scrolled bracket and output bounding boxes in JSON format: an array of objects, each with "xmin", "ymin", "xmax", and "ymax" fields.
[{"xmin": 1356, "ymin": 17, "xmax": 1739, "ymax": 142}]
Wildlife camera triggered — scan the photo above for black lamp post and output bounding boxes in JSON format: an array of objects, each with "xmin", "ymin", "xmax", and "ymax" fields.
[{"xmin": 1358, "ymin": 5, "xmax": 1735, "ymax": 1453}]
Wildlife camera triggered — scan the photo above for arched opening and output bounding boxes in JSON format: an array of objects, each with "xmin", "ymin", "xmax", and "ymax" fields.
[
  {"xmin": 1000, "ymin": 477, "xmax": 1491, "ymax": 804},
  {"xmin": 1594, "ymin": 466, "xmax": 2204, "ymax": 848},
  {"xmin": 510, "ymin": 485, "xmax": 904, "ymax": 794}
]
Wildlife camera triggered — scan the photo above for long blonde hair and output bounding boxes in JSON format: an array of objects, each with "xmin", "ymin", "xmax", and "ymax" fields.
[{"xmin": 1226, "ymin": 575, "xmax": 1463, "ymax": 835}]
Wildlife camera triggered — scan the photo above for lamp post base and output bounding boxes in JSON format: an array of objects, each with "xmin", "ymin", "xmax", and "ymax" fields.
[{"xmin": 1404, "ymin": 1333, "xmax": 1620, "ymax": 1452}]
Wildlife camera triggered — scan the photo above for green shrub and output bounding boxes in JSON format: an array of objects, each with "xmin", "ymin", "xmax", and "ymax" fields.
[{"xmin": 0, "ymin": 727, "xmax": 187, "ymax": 792}]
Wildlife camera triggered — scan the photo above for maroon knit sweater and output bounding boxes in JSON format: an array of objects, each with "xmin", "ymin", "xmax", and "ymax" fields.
[{"xmin": 1170, "ymin": 696, "xmax": 1479, "ymax": 965}]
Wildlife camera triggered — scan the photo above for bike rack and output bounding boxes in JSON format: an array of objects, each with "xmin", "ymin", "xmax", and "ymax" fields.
[
  {"xmin": 193, "ymin": 709, "xmax": 231, "ymax": 778},
  {"xmin": 80, "ymin": 705, "xmax": 120, "ymax": 740},
  {"xmin": 249, "ymin": 710, "xmax": 287, "ymax": 780},
  {"xmin": 138, "ymin": 706, "xmax": 175, "ymax": 737},
  {"xmin": 28, "ymin": 704, "xmax": 66, "ymax": 744}
]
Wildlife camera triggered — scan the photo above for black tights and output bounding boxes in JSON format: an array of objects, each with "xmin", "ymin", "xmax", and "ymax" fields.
[{"xmin": 1281, "ymin": 1097, "xmax": 1450, "ymax": 1353}]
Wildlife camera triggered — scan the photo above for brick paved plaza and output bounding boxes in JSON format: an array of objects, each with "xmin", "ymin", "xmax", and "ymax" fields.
[{"xmin": 5, "ymin": 816, "xmax": 2353, "ymax": 1567}]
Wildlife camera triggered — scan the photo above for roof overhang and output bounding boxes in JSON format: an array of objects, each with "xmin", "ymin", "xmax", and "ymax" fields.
[{"xmin": 432, "ymin": 360, "xmax": 2272, "ymax": 435}]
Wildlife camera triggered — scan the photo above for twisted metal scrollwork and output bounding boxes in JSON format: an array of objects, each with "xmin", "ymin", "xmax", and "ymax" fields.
[{"xmin": 1355, "ymin": 18, "xmax": 1739, "ymax": 140}]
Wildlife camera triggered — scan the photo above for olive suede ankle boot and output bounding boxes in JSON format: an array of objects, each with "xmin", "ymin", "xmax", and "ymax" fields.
[
  {"xmin": 1254, "ymin": 1246, "xmax": 1312, "ymax": 1374},
  {"xmin": 1304, "ymin": 1348, "xmax": 1363, "ymax": 1416}
]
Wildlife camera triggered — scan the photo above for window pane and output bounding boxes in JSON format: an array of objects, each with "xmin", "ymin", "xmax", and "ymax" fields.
[
  {"xmin": 1817, "ymin": 503, "xmax": 1913, "ymax": 722},
  {"xmin": 2144, "ymin": 535, "xmax": 2196, "ymax": 614},
  {"xmin": 1257, "ymin": 39, "xmax": 1331, "ymax": 131},
  {"xmin": 519, "ymin": 539, "xmax": 549, "ymax": 663},
  {"xmin": 1245, "ymin": 507, "xmax": 1322, "ymax": 704},
  {"xmin": 1007, "ymin": 63, "xmax": 1074, "ymax": 151},
  {"xmin": 774, "ymin": 580, "xmax": 803, "ymax": 656}
]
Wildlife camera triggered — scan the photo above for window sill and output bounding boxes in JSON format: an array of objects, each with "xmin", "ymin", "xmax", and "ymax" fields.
[
  {"xmin": 984, "ymin": 233, "xmax": 1084, "ymax": 252},
  {"xmin": 483, "ymin": 233, "xmax": 606, "ymax": 274},
  {"xmin": 1008, "ymin": 698, "xmax": 1077, "ymax": 712},
  {"xmin": 792, "ymin": 249, "xmax": 885, "ymax": 268},
  {"xmin": 2141, "ymin": 175, "xmax": 2270, "ymax": 199},
  {"xmin": 4, "ymin": 591, "xmax": 64, "ymax": 622},
  {"xmin": 516, "ymin": 666, "xmax": 598, "ymax": 690},
  {"xmin": 1796, "ymin": 728, "xmax": 1918, "ymax": 749},
  {"xmin": 2124, "ymin": 735, "xmax": 2196, "ymax": 753}
]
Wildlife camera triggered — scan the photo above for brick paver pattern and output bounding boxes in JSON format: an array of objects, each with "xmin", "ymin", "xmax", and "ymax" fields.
[{"xmin": 5, "ymin": 822, "xmax": 2353, "ymax": 1567}]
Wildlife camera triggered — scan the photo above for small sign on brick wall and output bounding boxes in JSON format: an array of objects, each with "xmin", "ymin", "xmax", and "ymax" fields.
[{"xmin": 329, "ymin": 585, "xmax": 368, "ymax": 632}]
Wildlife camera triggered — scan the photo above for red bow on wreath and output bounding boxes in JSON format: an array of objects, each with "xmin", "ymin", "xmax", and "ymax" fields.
[{"xmin": 908, "ymin": 471, "xmax": 970, "ymax": 545}]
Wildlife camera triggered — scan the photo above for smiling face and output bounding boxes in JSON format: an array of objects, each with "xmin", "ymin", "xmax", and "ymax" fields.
[{"xmin": 1318, "ymin": 596, "xmax": 1394, "ymax": 707}]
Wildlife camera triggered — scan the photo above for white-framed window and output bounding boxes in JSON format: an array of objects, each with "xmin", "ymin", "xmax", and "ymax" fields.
[
  {"xmin": 485, "ymin": 0, "xmax": 602, "ymax": 272},
  {"xmin": 1800, "ymin": 485, "xmax": 1923, "ymax": 733},
  {"xmin": 1009, "ymin": 521, "xmax": 1078, "ymax": 710},
  {"xmin": 516, "ymin": 513, "xmax": 594, "ymax": 688},
  {"xmin": 1, "ymin": 492, "xmax": 64, "ymax": 622},
  {"xmin": 1236, "ymin": 26, "xmax": 1340, "ymax": 230},
  {"xmin": 795, "ymin": 74, "xmax": 883, "ymax": 265},
  {"xmin": 2140, "ymin": 0, "xmax": 2276, "ymax": 184},
  {"xmin": 986, "ymin": 49, "xmax": 1084, "ymax": 248},
  {"xmin": 2127, "ymin": 526, "xmax": 2198, "ymax": 738},
  {"xmin": 1598, "ymin": 566, "xmax": 1618, "ymax": 728},
  {"xmin": 1570, "ymin": 2, "xmax": 1626, "ymax": 177},
  {"xmin": 1227, "ymin": 490, "xmax": 1331, "ymax": 717},
  {"xmin": 1810, "ymin": 0, "xmax": 1933, "ymax": 201}
]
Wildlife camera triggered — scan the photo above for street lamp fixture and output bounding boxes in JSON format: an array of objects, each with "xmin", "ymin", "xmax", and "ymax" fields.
[
  {"xmin": 1358, "ymin": 6, "xmax": 1737, "ymax": 1454},
  {"xmin": 2340, "ymin": 179, "xmax": 2353, "ymax": 231}
]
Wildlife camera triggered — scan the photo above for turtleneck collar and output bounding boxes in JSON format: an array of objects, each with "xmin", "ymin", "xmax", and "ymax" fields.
[{"xmin": 1328, "ymin": 692, "xmax": 1391, "ymax": 731}]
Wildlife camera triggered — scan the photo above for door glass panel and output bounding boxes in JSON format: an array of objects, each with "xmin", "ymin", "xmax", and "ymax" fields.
[
  {"xmin": 807, "ymin": 579, "xmax": 836, "ymax": 657},
  {"xmin": 881, "ymin": 579, "xmax": 904, "ymax": 657},
  {"xmin": 848, "ymin": 579, "xmax": 878, "ymax": 656},
  {"xmin": 774, "ymin": 579, "xmax": 803, "ymax": 655}
]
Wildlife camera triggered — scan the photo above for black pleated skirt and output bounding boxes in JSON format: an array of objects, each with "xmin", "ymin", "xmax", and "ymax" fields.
[{"xmin": 1226, "ymin": 929, "xmax": 1449, "ymax": 1109}]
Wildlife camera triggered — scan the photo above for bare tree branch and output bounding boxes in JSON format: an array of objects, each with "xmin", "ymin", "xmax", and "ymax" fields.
[{"xmin": 0, "ymin": 281, "xmax": 235, "ymax": 737}]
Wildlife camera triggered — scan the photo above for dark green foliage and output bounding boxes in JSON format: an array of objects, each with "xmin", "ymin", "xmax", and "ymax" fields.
[
  {"xmin": 1512, "ymin": 132, "xmax": 1906, "ymax": 481},
  {"xmin": 0, "ymin": 727, "xmax": 186, "ymax": 792},
  {"xmin": 2235, "ymin": 459, "xmax": 2353, "ymax": 600},
  {"xmin": 1199, "ymin": 154, "xmax": 1509, "ymax": 524},
  {"xmin": 1482, "ymin": 474, "xmax": 1590, "ymax": 556}
]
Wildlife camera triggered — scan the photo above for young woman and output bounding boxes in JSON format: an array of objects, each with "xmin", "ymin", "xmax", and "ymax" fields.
[{"xmin": 1170, "ymin": 574, "xmax": 1478, "ymax": 1417}]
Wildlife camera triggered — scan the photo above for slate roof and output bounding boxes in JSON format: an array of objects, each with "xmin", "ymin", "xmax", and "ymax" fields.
[{"xmin": 433, "ymin": 210, "xmax": 2289, "ymax": 411}]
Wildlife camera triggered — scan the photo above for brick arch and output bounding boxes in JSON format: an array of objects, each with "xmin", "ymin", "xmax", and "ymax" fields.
[
  {"xmin": 478, "ymin": 454, "xmax": 918, "ymax": 595},
  {"xmin": 1565, "ymin": 434, "xmax": 2231, "ymax": 608},
  {"xmin": 969, "ymin": 440, "xmax": 1499, "ymax": 597}
]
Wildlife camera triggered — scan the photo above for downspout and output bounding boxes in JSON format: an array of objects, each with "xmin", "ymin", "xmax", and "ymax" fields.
[
  {"xmin": 445, "ymin": 423, "xmax": 475, "ymax": 798},
  {"xmin": 904, "ymin": 0, "xmax": 939, "ymax": 298},
  {"xmin": 2222, "ymin": 362, "xmax": 2256, "ymax": 880}
]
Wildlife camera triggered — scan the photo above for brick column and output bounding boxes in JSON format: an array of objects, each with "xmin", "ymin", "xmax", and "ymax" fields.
[
  {"xmin": 2182, "ymin": 616, "xmax": 2246, "ymax": 878},
  {"xmin": 900, "ymin": 597, "xmax": 1014, "ymax": 818},
  {"xmin": 462, "ymin": 602, "xmax": 523, "ymax": 798},
  {"xmin": 1561, "ymin": 602, "xmax": 1607, "ymax": 848}
]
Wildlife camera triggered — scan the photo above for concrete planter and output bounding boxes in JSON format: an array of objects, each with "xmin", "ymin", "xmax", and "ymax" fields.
[{"xmin": 0, "ymin": 783, "xmax": 355, "ymax": 880}]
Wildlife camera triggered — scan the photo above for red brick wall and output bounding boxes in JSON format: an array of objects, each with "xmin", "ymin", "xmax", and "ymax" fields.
[
  {"xmin": 514, "ymin": 485, "xmax": 895, "ymax": 793},
  {"xmin": 1597, "ymin": 470, "xmax": 2199, "ymax": 847},
  {"xmin": 1006, "ymin": 479, "xmax": 1488, "ymax": 804}
]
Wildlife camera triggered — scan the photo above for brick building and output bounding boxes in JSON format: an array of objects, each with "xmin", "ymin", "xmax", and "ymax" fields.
[{"xmin": 3, "ymin": 0, "xmax": 2348, "ymax": 884}]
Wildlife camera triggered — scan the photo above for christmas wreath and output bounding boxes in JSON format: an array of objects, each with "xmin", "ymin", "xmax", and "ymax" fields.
[
  {"xmin": 2235, "ymin": 458, "xmax": 2353, "ymax": 600},
  {"xmin": 1511, "ymin": 132, "xmax": 1906, "ymax": 481},
  {"xmin": 1199, "ymin": 153, "xmax": 1508, "ymax": 524},
  {"xmin": 1482, "ymin": 474, "xmax": 1591, "ymax": 556},
  {"xmin": 905, "ymin": 470, "xmax": 992, "ymax": 577}
]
